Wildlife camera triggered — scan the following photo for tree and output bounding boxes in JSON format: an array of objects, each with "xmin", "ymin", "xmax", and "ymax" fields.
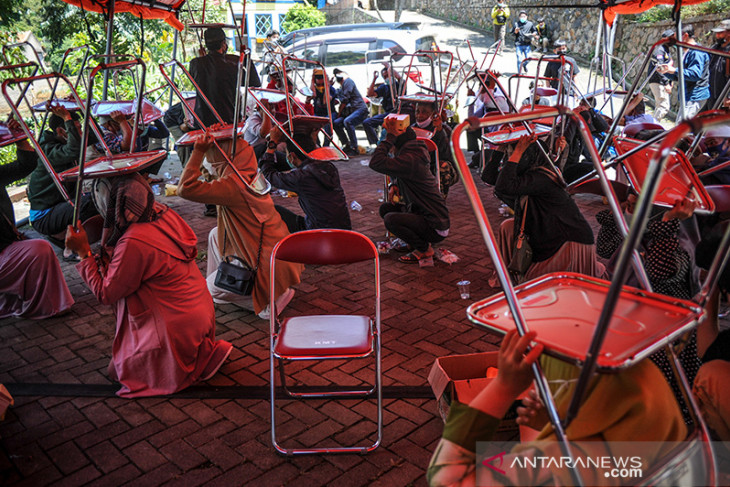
[{"xmin": 281, "ymin": 4, "xmax": 326, "ymax": 34}]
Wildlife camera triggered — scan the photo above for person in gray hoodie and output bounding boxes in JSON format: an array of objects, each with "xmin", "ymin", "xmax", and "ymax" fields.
[{"xmin": 260, "ymin": 129, "xmax": 351, "ymax": 233}]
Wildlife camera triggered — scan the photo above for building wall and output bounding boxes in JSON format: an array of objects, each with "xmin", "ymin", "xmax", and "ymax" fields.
[{"xmin": 322, "ymin": 0, "xmax": 380, "ymax": 25}]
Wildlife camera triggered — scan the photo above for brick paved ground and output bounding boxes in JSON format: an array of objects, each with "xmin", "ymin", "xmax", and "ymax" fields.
[
  {"xmin": 0, "ymin": 144, "xmax": 615, "ymax": 486},
  {"xmin": 3, "ymin": 12, "xmax": 725, "ymax": 487}
]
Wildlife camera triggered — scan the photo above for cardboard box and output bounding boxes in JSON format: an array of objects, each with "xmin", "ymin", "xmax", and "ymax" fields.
[
  {"xmin": 428, "ymin": 352, "xmax": 521, "ymax": 432},
  {"xmin": 383, "ymin": 113, "xmax": 410, "ymax": 132}
]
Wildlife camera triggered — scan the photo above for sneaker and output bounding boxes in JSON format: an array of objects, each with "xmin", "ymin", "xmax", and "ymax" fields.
[
  {"xmin": 258, "ymin": 288, "xmax": 296, "ymax": 320},
  {"xmin": 258, "ymin": 306, "xmax": 271, "ymax": 320},
  {"xmin": 344, "ymin": 146, "xmax": 359, "ymax": 157}
]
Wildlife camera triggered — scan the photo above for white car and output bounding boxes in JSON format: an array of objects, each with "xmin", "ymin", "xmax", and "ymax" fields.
[{"xmin": 283, "ymin": 29, "xmax": 440, "ymax": 101}]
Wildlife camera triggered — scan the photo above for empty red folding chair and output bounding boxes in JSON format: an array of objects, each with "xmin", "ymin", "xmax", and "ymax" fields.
[{"xmin": 269, "ymin": 229, "xmax": 382, "ymax": 455}]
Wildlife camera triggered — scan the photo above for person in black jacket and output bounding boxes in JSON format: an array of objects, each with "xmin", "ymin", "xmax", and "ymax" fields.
[
  {"xmin": 369, "ymin": 121, "xmax": 450, "ymax": 264},
  {"xmin": 28, "ymin": 105, "xmax": 98, "ymax": 239},
  {"xmin": 495, "ymin": 134, "xmax": 604, "ymax": 281},
  {"xmin": 189, "ymin": 27, "xmax": 261, "ymax": 129},
  {"xmin": 1, "ymin": 119, "xmax": 74, "ymax": 319},
  {"xmin": 261, "ymin": 129, "xmax": 351, "ymax": 233},
  {"xmin": 513, "ymin": 11, "xmax": 537, "ymax": 73}
]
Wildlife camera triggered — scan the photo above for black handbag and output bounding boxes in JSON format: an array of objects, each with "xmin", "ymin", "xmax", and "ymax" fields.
[
  {"xmin": 214, "ymin": 223, "xmax": 265, "ymax": 296},
  {"xmin": 508, "ymin": 196, "xmax": 533, "ymax": 277}
]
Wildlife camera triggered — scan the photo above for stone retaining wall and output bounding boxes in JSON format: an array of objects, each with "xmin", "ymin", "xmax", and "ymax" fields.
[
  {"xmin": 418, "ymin": 0, "xmax": 601, "ymax": 60},
  {"xmin": 417, "ymin": 1, "xmax": 726, "ymax": 67}
]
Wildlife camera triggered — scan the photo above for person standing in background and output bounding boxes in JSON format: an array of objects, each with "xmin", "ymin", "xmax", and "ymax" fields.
[
  {"xmin": 491, "ymin": 2, "xmax": 510, "ymax": 55},
  {"xmin": 513, "ymin": 11, "xmax": 537, "ymax": 73},
  {"xmin": 648, "ymin": 30, "xmax": 675, "ymax": 122}
]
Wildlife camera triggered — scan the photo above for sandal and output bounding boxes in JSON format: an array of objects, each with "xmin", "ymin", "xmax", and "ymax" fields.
[{"xmin": 398, "ymin": 247, "xmax": 434, "ymax": 264}]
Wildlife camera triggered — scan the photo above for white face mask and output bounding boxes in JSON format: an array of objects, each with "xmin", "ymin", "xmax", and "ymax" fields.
[{"xmin": 416, "ymin": 117, "xmax": 432, "ymax": 128}]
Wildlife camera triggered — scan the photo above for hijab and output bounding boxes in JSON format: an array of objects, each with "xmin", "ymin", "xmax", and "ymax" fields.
[{"xmin": 93, "ymin": 173, "xmax": 166, "ymax": 247}]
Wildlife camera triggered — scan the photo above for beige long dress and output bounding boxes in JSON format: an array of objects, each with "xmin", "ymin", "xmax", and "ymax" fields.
[{"xmin": 178, "ymin": 141, "xmax": 302, "ymax": 314}]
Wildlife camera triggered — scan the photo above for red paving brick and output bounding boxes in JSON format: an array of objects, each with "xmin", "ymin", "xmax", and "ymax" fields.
[{"xmin": 0, "ymin": 103, "xmax": 685, "ymax": 485}]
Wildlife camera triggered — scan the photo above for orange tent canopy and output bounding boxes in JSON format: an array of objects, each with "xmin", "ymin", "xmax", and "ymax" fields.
[
  {"xmin": 602, "ymin": 0, "xmax": 709, "ymax": 26},
  {"xmin": 62, "ymin": 0, "xmax": 187, "ymax": 31}
]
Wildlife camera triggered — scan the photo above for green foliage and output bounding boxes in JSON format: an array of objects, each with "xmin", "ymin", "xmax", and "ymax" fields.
[
  {"xmin": 0, "ymin": 0, "xmax": 24, "ymax": 26},
  {"xmin": 281, "ymin": 4, "xmax": 326, "ymax": 34},
  {"xmin": 0, "ymin": 145, "xmax": 17, "ymax": 167},
  {"xmin": 636, "ymin": 0, "xmax": 730, "ymax": 23},
  {"xmin": 0, "ymin": 0, "xmax": 226, "ymax": 105}
]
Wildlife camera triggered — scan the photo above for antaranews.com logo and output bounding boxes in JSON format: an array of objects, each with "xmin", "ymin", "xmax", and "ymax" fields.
[{"xmin": 475, "ymin": 440, "xmax": 719, "ymax": 486}]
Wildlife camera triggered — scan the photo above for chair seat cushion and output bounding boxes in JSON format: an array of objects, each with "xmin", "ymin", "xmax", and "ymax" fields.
[{"xmin": 274, "ymin": 315, "xmax": 373, "ymax": 358}]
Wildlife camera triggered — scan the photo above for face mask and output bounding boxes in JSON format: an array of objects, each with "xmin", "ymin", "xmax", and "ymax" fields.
[
  {"xmin": 707, "ymin": 141, "xmax": 729, "ymax": 156},
  {"xmin": 416, "ymin": 117, "xmax": 432, "ymax": 128},
  {"xmin": 519, "ymin": 17, "xmax": 527, "ymax": 24}
]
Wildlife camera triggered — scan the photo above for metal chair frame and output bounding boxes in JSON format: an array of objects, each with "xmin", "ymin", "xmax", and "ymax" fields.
[
  {"xmin": 451, "ymin": 106, "xmax": 730, "ymax": 486},
  {"xmin": 158, "ymin": 59, "xmax": 271, "ymax": 196},
  {"xmin": 269, "ymin": 229, "xmax": 382, "ymax": 455},
  {"xmin": 247, "ymin": 55, "xmax": 347, "ymax": 162}
]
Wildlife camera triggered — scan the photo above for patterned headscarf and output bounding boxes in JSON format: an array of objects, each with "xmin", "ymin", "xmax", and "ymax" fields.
[{"xmin": 93, "ymin": 173, "xmax": 165, "ymax": 247}]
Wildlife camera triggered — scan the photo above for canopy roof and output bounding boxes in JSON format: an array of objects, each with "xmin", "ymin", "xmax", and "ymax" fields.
[
  {"xmin": 603, "ymin": 0, "xmax": 709, "ymax": 26},
  {"xmin": 62, "ymin": 0, "xmax": 187, "ymax": 30}
]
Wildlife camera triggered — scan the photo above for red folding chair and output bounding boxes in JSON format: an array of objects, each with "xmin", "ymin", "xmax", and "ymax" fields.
[
  {"xmin": 450, "ymin": 106, "xmax": 729, "ymax": 486},
  {"xmin": 269, "ymin": 229, "xmax": 382, "ymax": 455}
]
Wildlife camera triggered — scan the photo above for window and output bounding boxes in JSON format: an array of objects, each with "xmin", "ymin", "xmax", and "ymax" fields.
[
  {"xmin": 324, "ymin": 41, "xmax": 371, "ymax": 67},
  {"xmin": 291, "ymin": 43, "xmax": 321, "ymax": 68},
  {"xmin": 255, "ymin": 14, "xmax": 273, "ymax": 38},
  {"xmin": 278, "ymin": 14, "xmax": 288, "ymax": 35},
  {"xmin": 375, "ymin": 39, "xmax": 405, "ymax": 62},
  {"xmin": 416, "ymin": 36, "xmax": 437, "ymax": 52}
]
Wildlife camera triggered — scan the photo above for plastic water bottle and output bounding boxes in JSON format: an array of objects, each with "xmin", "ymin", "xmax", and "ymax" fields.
[{"xmin": 350, "ymin": 200, "xmax": 362, "ymax": 211}]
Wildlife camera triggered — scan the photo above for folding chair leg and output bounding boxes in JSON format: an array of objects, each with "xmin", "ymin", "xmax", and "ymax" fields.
[
  {"xmin": 270, "ymin": 335, "xmax": 383, "ymax": 455},
  {"xmin": 277, "ymin": 358, "xmax": 376, "ymax": 398}
]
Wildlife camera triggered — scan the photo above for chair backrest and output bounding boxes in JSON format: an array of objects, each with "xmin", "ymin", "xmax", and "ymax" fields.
[
  {"xmin": 614, "ymin": 136, "xmax": 715, "ymax": 213},
  {"xmin": 568, "ymin": 177, "xmax": 631, "ymax": 202},
  {"xmin": 418, "ymin": 136, "xmax": 439, "ymax": 159},
  {"xmin": 273, "ymin": 229, "xmax": 378, "ymax": 266},
  {"xmin": 705, "ymin": 185, "xmax": 730, "ymax": 213}
]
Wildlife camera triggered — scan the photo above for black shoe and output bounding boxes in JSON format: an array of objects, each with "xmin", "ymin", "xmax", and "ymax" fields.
[{"xmin": 345, "ymin": 146, "xmax": 359, "ymax": 156}]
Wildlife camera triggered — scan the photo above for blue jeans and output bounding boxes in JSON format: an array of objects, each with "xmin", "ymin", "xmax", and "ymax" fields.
[
  {"xmin": 334, "ymin": 107, "xmax": 368, "ymax": 149},
  {"xmin": 516, "ymin": 44, "xmax": 531, "ymax": 73},
  {"xmin": 362, "ymin": 113, "xmax": 387, "ymax": 145}
]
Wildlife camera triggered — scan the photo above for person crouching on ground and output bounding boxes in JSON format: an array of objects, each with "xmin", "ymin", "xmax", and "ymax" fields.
[
  {"xmin": 64, "ymin": 173, "xmax": 232, "ymax": 397},
  {"xmin": 177, "ymin": 134, "xmax": 302, "ymax": 320},
  {"xmin": 369, "ymin": 115, "xmax": 450, "ymax": 264},
  {"xmin": 260, "ymin": 127, "xmax": 351, "ymax": 233}
]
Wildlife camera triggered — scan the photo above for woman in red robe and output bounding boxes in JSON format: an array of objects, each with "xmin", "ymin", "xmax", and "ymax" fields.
[{"xmin": 65, "ymin": 173, "xmax": 232, "ymax": 397}]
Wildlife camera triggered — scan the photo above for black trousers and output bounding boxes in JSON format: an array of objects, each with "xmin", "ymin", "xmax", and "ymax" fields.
[
  {"xmin": 379, "ymin": 203, "xmax": 445, "ymax": 252},
  {"xmin": 275, "ymin": 205, "xmax": 307, "ymax": 234},
  {"xmin": 31, "ymin": 194, "xmax": 99, "ymax": 238}
]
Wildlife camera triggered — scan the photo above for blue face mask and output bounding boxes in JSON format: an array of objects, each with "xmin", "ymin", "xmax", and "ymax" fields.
[
  {"xmin": 519, "ymin": 17, "xmax": 527, "ymax": 24},
  {"xmin": 707, "ymin": 142, "xmax": 729, "ymax": 157}
]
